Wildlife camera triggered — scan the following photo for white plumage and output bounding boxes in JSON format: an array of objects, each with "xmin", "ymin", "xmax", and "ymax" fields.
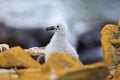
[{"xmin": 45, "ymin": 22, "xmax": 79, "ymax": 61}]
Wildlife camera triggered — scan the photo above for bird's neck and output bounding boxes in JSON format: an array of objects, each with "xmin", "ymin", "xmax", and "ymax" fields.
[{"xmin": 51, "ymin": 31, "xmax": 68, "ymax": 43}]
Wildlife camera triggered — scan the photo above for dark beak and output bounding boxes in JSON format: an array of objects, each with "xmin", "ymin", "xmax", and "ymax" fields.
[{"xmin": 45, "ymin": 26, "xmax": 55, "ymax": 31}]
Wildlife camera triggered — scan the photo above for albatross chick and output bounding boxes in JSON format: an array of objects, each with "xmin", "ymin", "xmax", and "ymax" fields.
[{"xmin": 45, "ymin": 22, "xmax": 79, "ymax": 61}]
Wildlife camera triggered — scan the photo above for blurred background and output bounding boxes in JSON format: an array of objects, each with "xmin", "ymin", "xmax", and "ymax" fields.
[{"xmin": 0, "ymin": 0, "xmax": 120, "ymax": 64}]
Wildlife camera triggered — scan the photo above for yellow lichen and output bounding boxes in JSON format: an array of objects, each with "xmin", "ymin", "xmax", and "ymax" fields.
[
  {"xmin": 45, "ymin": 53, "xmax": 83, "ymax": 69},
  {"xmin": 101, "ymin": 24, "xmax": 118, "ymax": 65},
  {"xmin": 113, "ymin": 64, "xmax": 120, "ymax": 80},
  {"xmin": 57, "ymin": 62, "xmax": 108, "ymax": 80},
  {"xmin": 0, "ymin": 46, "xmax": 41, "ymax": 68}
]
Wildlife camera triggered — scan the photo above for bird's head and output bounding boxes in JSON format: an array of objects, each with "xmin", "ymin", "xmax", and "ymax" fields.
[{"xmin": 45, "ymin": 22, "xmax": 68, "ymax": 33}]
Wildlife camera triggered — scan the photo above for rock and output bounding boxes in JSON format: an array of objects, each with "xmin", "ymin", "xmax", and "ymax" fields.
[
  {"xmin": 0, "ymin": 22, "xmax": 53, "ymax": 48},
  {"xmin": 16, "ymin": 69, "xmax": 44, "ymax": 80},
  {"xmin": 0, "ymin": 46, "xmax": 41, "ymax": 68},
  {"xmin": 113, "ymin": 64, "xmax": 120, "ymax": 80},
  {"xmin": 0, "ymin": 68, "xmax": 19, "ymax": 80},
  {"xmin": 40, "ymin": 53, "xmax": 84, "ymax": 80},
  {"xmin": 45, "ymin": 53, "xmax": 83, "ymax": 69},
  {"xmin": 101, "ymin": 24, "xmax": 118, "ymax": 65},
  {"xmin": 0, "ymin": 53, "xmax": 84, "ymax": 80},
  {"xmin": 101, "ymin": 23, "xmax": 120, "ymax": 80},
  {"xmin": 0, "ymin": 40, "xmax": 118, "ymax": 80},
  {"xmin": 79, "ymin": 47, "xmax": 103, "ymax": 64},
  {"xmin": 57, "ymin": 62, "xmax": 108, "ymax": 80},
  {"xmin": 0, "ymin": 68, "xmax": 43, "ymax": 80},
  {"xmin": 76, "ymin": 23, "xmax": 103, "ymax": 64}
]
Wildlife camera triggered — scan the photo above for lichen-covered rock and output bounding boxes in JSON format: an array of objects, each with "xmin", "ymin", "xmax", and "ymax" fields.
[
  {"xmin": 101, "ymin": 24, "xmax": 118, "ymax": 65},
  {"xmin": 0, "ymin": 53, "xmax": 84, "ymax": 80},
  {"xmin": 0, "ymin": 46, "xmax": 112, "ymax": 80},
  {"xmin": 17, "ymin": 69, "xmax": 46, "ymax": 80},
  {"xmin": 0, "ymin": 62, "xmax": 108, "ymax": 80},
  {"xmin": 0, "ymin": 69, "xmax": 44, "ymax": 80},
  {"xmin": 45, "ymin": 53, "xmax": 83, "ymax": 69},
  {"xmin": 101, "ymin": 23, "xmax": 120, "ymax": 80},
  {"xmin": 57, "ymin": 62, "xmax": 108, "ymax": 80},
  {"xmin": 41, "ymin": 53, "xmax": 84, "ymax": 79},
  {"xmin": 113, "ymin": 64, "xmax": 120, "ymax": 80},
  {"xmin": 84, "ymin": 62, "xmax": 106, "ymax": 68},
  {"xmin": 0, "ymin": 46, "xmax": 41, "ymax": 68},
  {"xmin": 0, "ymin": 69, "xmax": 19, "ymax": 80}
]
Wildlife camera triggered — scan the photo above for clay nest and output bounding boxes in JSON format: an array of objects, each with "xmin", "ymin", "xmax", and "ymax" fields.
[
  {"xmin": 25, "ymin": 47, "xmax": 45, "ymax": 64},
  {"xmin": 31, "ymin": 53, "xmax": 45, "ymax": 64}
]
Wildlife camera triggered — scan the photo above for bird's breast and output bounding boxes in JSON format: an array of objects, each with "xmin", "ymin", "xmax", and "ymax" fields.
[{"xmin": 46, "ymin": 42, "xmax": 68, "ymax": 53}]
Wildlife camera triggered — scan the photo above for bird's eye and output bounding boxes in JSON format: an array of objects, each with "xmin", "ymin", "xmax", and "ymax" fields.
[{"xmin": 57, "ymin": 26, "xmax": 59, "ymax": 28}]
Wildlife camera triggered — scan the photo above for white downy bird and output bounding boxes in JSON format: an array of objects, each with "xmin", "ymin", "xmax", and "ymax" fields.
[{"xmin": 45, "ymin": 22, "xmax": 79, "ymax": 61}]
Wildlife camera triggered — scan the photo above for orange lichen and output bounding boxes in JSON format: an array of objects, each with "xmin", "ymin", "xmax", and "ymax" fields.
[
  {"xmin": 0, "ymin": 45, "xmax": 113, "ymax": 80},
  {"xmin": 101, "ymin": 24, "xmax": 118, "ymax": 65},
  {"xmin": 84, "ymin": 62, "xmax": 106, "ymax": 68},
  {"xmin": 17, "ymin": 69, "xmax": 48, "ymax": 80},
  {"xmin": 45, "ymin": 53, "xmax": 83, "ymax": 69},
  {"xmin": 42, "ymin": 53, "xmax": 84, "ymax": 78},
  {"xmin": 101, "ymin": 22, "xmax": 120, "ymax": 80},
  {"xmin": 113, "ymin": 64, "xmax": 120, "ymax": 80},
  {"xmin": 57, "ymin": 62, "xmax": 108, "ymax": 80},
  {"xmin": 0, "ymin": 46, "xmax": 41, "ymax": 68}
]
